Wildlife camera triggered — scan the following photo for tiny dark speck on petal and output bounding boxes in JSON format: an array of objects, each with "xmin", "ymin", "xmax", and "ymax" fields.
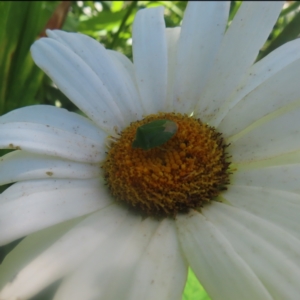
[{"xmin": 46, "ymin": 171, "xmax": 53, "ymax": 176}]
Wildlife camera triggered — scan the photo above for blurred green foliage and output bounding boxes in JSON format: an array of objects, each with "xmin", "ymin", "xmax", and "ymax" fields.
[
  {"xmin": 1, "ymin": 1, "xmax": 300, "ymax": 300},
  {"xmin": 183, "ymin": 269, "xmax": 211, "ymax": 300},
  {"xmin": 0, "ymin": 2, "xmax": 58, "ymax": 114}
]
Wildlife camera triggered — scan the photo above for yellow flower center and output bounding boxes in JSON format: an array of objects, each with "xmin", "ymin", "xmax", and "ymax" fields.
[{"xmin": 103, "ymin": 113, "xmax": 231, "ymax": 217}]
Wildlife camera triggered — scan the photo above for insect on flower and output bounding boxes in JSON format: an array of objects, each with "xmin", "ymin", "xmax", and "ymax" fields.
[{"xmin": 132, "ymin": 119, "xmax": 178, "ymax": 150}]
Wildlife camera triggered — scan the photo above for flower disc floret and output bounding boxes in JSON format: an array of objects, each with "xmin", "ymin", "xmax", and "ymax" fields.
[{"xmin": 103, "ymin": 113, "xmax": 231, "ymax": 217}]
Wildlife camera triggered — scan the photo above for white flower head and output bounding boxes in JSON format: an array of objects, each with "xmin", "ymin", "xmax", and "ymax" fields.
[{"xmin": 1, "ymin": 1, "xmax": 300, "ymax": 300}]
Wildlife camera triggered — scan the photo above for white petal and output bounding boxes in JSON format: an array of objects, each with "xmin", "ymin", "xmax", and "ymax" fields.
[
  {"xmin": 228, "ymin": 105, "xmax": 300, "ymax": 162},
  {"xmin": 0, "ymin": 150, "xmax": 101, "ymax": 185},
  {"xmin": 176, "ymin": 211, "xmax": 272, "ymax": 300},
  {"xmin": 132, "ymin": 6, "xmax": 168, "ymax": 114},
  {"xmin": 219, "ymin": 42, "xmax": 300, "ymax": 137},
  {"xmin": 107, "ymin": 50, "xmax": 137, "ymax": 89},
  {"xmin": 106, "ymin": 49, "xmax": 143, "ymax": 121},
  {"xmin": 54, "ymin": 215, "xmax": 154, "ymax": 300},
  {"xmin": 0, "ymin": 105, "xmax": 107, "ymax": 163},
  {"xmin": 31, "ymin": 38, "xmax": 125, "ymax": 134},
  {"xmin": 214, "ymin": 39, "xmax": 300, "ymax": 128},
  {"xmin": 0, "ymin": 178, "xmax": 112, "ymax": 245},
  {"xmin": 0, "ymin": 105, "xmax": 102, "ymax": 138},
  {"xmin": 126, "ymin": 219, "xmax": 187, "ymax": 300},
  {"xmin": 0, "ymin": 205, "xmax": 135, "ymax": 300},
  {"xmin": 232, "ymin": 163, "xmax": 300, "ymax": 193},
  {"xmin": 0, "ymin": 218, "xmax": 81, "ymax": 291},
  {"xmin": 196, "ymin": 2, "xmax": 283, "ymax": 123},
  {"xmin": 223, "ymin": 185, "xmax": 300, "ymax": 240},
  {"xmin": 46, "ymin": 30, "xmax": 143, "ymax": 124},
  {"xmin": 203, "ymin": 202, "xmax": 300, "ymax": 299},
  {"xmin": 165, "ymin": 27, "xmax": 181, "ymax": 112},
  {"xmin": 232, "ymin": 149, "xmax": 300, "ymax": 171},
  {"xmin": 173, "ymin": 2, "xmax": 229, "ymax": 114}
]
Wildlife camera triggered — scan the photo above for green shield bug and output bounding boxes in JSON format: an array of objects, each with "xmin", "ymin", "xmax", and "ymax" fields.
[{"xmin": 132, "ymin": 119, "xmax": 178, "ymax": 150}]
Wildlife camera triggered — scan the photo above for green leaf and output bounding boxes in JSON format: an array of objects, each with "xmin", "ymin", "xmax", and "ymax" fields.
[
  {"xmin": 79, "ymin": 11, "xmax": 127, "ymax": 31},
  {"xmin": 0, "ymin": 1, "xmax": 57, "ymax": 115},
  {"xmin": 132, "ymin": 119, "xmax": 178, "ymax": 150},
  {"xmin": 258, "ymin": 9, "xmax": 300, "ymax": 60},
  {"xmin": 279, "ymin": 2, "xmax": 300, "ymax": 17}
]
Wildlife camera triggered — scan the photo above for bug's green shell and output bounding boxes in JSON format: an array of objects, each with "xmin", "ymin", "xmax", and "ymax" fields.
[{"xmin": 132, "ymin": 119, "xmax": 178, "ymax": 150}]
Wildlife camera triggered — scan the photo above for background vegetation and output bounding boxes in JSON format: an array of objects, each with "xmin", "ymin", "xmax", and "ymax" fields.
[{"xmin": 1, "ymin": 1, "xmax": 300, "ymax": 299}]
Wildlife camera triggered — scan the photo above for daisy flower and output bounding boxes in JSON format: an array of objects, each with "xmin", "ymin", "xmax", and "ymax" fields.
[{"xmin": 1, "ymin": 1, "xmax": 300, "ymax": 299}]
